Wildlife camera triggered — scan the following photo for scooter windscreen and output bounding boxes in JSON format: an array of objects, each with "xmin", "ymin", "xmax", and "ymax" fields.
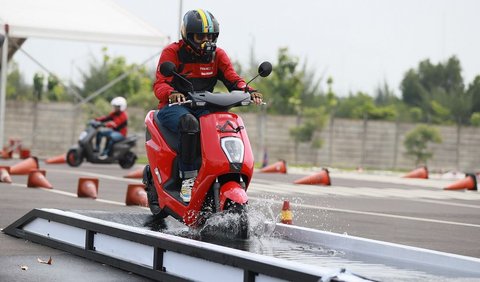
[{"xmin": 189, "ymin": 91, "xmax": 251, "ymax": 109}]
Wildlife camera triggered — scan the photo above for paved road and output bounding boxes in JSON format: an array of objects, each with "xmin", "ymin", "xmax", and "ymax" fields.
[
  {"xmin": 1, "ymin": 158, "xmax": 480, "ymax": 281},
  {"xmin": 252, "ymin": 170, "xmax": 480, "ymax": 258}
]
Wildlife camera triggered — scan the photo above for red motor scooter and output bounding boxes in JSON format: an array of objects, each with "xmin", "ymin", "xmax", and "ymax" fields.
[{"xmin": 143, "ymin": 61, "xmax": 272, "ymax": 239}]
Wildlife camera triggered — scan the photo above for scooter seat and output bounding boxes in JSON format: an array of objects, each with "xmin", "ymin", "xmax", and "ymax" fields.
[
  {"xmin": 153, "ymin": 110, "xmax": 179, "ymax": 152},
  {"xmin": 125, "ymin": 135, "xmax": 138, "ymax": 142}
]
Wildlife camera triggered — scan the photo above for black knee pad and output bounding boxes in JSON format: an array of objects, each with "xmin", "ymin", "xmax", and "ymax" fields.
[
  {"xmin": 179, "ymin": 114, "xmax": 200, "ymax": 165},
  {"xmin": 179, "ymin": 114, "xmax": 199, "ymax": 134}
]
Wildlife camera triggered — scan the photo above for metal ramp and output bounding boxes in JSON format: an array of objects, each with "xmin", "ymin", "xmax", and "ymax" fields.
[
  {"xmin": 276, "ymin": 224, "xmax": 480, "ymax": 278},
  {"xmin": 3, "ymin": 208, "xmax": 370, "ymax": 282}
]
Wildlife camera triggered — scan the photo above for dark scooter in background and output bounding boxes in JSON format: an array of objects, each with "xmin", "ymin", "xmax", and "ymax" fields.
[{"xmin": 66, "ymin": 120, "xmax": 137, "ymax": 169}]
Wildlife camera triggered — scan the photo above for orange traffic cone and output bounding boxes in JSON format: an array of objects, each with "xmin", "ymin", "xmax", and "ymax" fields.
[
  {"xmin": 0, "ymin": 166, "xmax": 12, "ymax": 183},
  {"xmin": 10, "ymin": 156, "xmax": 39, "ymax": 175},
  {"xmin": 27, "ymin": 169, "xmax": 53, "ymax": 189},
  {"xmin": 123, "ymin": 167, "xmax": 144, "ymax": 179},
  {"xmin": 444, "ymin": 173, "xmax": 477, "ymax": 191},
  {"xmin": 294, "ymin": 168, "xmax": 331, "ymax": 185},
  {"xmin": 45, "ymin": 153, "xmax": 66, "ymax": 164},
  {"xmin": 1, "ymin": 149, "xmax": 11, "ymax": 159},
  {"xmin": 402, "ymin": 166, "xmax": 428, "ymax": 179},
  {"xmin": 280, "ymin": 200, "xmax": 293, "ymax": 224},
  {"xmin": 260, "ymin": 160, "xmax": 287, "ymax": 174},
  {"xmin": 77, "ymin": 178, "xmax": 99, "ymax": 199},
  {"xmin": 125, "ymin": 184, "xmax": 148, "ymax": 206}
]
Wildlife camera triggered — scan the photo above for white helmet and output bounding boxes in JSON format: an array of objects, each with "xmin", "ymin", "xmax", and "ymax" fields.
[{"xmin": 111, "ymin": 96, "xmax": 127, "ymax": 111}]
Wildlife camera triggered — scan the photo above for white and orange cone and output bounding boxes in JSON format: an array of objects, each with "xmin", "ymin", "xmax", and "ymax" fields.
[
  {"xmin": 280, "ymin": 200, "xmax": 293, "ymax": 224},
  {"xmin": 0, "ymin": 166, "xmax": 12, "ymax": 183}
]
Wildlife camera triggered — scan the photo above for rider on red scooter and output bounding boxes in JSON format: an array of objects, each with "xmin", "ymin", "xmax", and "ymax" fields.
[{"xmin": 153, "ymin": 9, "xmax": 263, "ymax": 203}]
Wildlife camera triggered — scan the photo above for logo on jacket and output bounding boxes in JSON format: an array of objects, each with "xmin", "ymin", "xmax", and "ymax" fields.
[{"xmin": 200, "ymin": 66, "xmax": 213, "ymax": 76}]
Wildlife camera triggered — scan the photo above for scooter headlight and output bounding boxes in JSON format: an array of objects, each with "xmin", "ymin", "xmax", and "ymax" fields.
[
  {"xmin": 221, "ymin": 137, "xmax": 244, "ymax": 163},
  {"xmin": 78, "ymin": 131, "xmax": 87, "ymax": 141}
]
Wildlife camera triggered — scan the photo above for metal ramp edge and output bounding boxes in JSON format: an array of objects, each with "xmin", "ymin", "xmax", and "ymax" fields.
[
  {"xmin": 3, "ymin": 208, "xmax": 372, "ymax": 282},
  {"xmin": 275, "ymin": 223, "xmax": 480, "ymax": 277}
]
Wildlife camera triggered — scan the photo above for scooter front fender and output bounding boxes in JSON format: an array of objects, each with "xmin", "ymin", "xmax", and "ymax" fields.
[{"xmin": 220, "ymin": 181, "xmax": 248, "ymax": 210}]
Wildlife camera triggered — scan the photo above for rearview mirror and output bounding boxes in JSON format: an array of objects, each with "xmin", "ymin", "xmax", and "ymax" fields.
[
  {"xmin": 159, "ymin": 61, "xmax": 176, "ymax": 77},
  {"xmin": 258, "ymin": 61, "xmax": 272, "ymax": 77}
]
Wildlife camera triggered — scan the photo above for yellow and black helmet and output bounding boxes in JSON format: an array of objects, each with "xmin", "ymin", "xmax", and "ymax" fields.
[{"xmin": 181, "ymin": 9, "xmax": 219, "ymax": 59}]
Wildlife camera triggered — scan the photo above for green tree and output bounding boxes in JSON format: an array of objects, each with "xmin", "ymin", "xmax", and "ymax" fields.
[
  {"xmin": 289, "ymin": 107, "xmax": 327, "ymax": 144},
  {"xmin": 334, "ymin": 92, "xmax": 397, "ymax": 120},
  {"xmin": 470, "ymin": 112, "xmax": 480, "ymax": 126},
  {"xmin": 46, "ymin": 75, "xmax": 68, "ymax": 101},
  {"xmin": 400, "ymin": 56, "xmax": 467, "ymax": 124},
  {"xmin": 79, "ymin": 47, "xmax": 156, "ymax": 111},
  {"xmin": 403, "ymin": 125, "xmax": 442, "ymax": 166},
  {"xmin": 253, "ymin": 47, "xmax": 303, "ymax": 115},
  {"xmin": 374, "ymin": 80, "xmax": 398, "ymax": 106},
  {"xmin": 33, "ymin": 72, "xmax": 44, "ymax": 101},
  {"xmin": 467, "ymin": 75, "xmax": 480, "ymax": 114},
  {"xmin": 6, "ymin": 61, "xmax": 31, "ymax": 101}
]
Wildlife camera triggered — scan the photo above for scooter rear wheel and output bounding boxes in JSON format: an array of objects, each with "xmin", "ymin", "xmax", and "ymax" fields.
[
  {"xmin": 66, "ymin": 148, "xmax": 83, "ymax": 167},
  {"xmin": 143, "ymin": 165, "xmax": 168, "ymax": 219}
]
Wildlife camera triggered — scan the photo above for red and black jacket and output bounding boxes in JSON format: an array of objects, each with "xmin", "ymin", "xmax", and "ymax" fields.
[
  {"xmin": 95, "ymin": 111, "xmax": 128, "ymax": 137},
  {"xmin": 153, "ymin": 40, "xmax": 254, "ymax": 109}
]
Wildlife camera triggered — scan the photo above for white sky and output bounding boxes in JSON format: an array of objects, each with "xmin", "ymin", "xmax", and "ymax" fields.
[{"xmin": 10, "ymin": 0, "xmax": 480, "ymax": 97}]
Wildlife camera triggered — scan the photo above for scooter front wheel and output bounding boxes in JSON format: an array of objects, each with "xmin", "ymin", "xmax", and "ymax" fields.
[
  {"xmin": 225, "ymin": 202, "xmax": 249, "ymax": 239},
  {"xmin": 66, "ymin": 148, "xmax": 83, "ymax": 167}
]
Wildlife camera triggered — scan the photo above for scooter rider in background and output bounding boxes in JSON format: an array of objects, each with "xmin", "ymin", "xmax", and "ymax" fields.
[
  {"xmin": 153, "ymin": 9, "xmax": 263, "ymax": 203},
  {"xmin": 95, "ymin": 96, "xmax": 129, "ymax": 159}
]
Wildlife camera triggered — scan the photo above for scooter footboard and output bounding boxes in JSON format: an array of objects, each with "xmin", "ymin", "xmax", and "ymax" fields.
[{"xmin": 219, "ymin": 181, "xmax": 248, "ymax": 210}]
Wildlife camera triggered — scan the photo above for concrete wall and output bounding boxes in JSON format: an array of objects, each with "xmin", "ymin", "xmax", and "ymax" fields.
[{"xmin": 3, "ymin": 101, "xmax": 480, "ymax": 172}]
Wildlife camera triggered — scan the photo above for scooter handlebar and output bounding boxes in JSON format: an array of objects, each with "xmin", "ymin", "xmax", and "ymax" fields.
[
  {"xmin": 88, "ymin": 120, "xmax": 104, "ymax": 128},
  {"xmin": 168, "ymin": 98, "xmax": 266, "ymax": 107},
  {"xmin": 168, "ymin": 100, "xmax": 193, "ymax": 107}
]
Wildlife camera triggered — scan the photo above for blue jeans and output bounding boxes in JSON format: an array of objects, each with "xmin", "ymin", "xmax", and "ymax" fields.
[
  {"xmin": 157, "ymin": 105, "xmax": 209, "ymax": 178},
  {"xmin": 96, "ymin": 130, "xmax": 125, "ymax": 156}
]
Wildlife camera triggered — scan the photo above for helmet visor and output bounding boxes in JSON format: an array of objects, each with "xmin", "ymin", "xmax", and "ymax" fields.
[{"xmin": 193, "ymin": 33, "xmax": 213, "ymax": 44}]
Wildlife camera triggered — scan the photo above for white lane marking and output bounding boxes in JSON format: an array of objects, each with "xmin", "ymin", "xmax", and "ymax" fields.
[
  {"xmin": 9, "ymin": 183, "xmax": 126, "ymax": 206},
  {"xmin": 411, "ymin": 198, "xmax": 480, "ymax": 209},
  {"xmin": 46, "ymin": 168, "xmax": 142, "ymax": 183},
  {"xmin": 248, "ymin": 196, "xmax": 480, "ymax": 229},
  {"xmin": 8, "ymin": 177, "xmax": 480, "ymax": 228},
  {"xmin": 250, "ymin": 181, "xmax": 480, "ymax": 201}
]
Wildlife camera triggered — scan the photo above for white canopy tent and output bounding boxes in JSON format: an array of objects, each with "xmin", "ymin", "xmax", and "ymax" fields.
[{"xmin": 0, "ymin": 0, "xmax": 170, "ymax": 148}]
